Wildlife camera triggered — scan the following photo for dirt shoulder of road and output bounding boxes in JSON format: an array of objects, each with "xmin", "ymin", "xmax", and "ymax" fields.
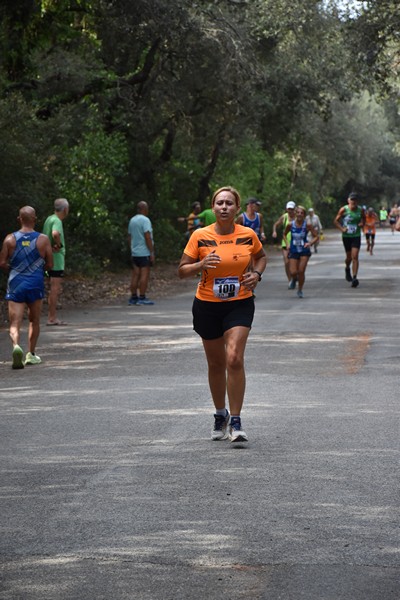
[
  {"xmin": 0, "ymin": 263, "xmax": 194, "ymax": 326},
  {"xmin": 53, "ymin": 263, "xmax": 192, "ymax": 306}
]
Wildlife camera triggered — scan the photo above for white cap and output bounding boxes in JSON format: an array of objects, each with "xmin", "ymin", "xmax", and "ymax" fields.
[{"xmin": 286, "ymin": 201, "xmax": 296, "ymax": 209}]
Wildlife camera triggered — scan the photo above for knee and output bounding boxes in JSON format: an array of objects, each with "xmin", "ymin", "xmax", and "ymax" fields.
[
  {"xmin": 207, "ymin": 357, "xmax": 226, "ymax": 372},
  {"xmin": 50, "ymin": 282, "xmax": 61, "ymax": 294},
  {"xmin": 226, "ymin": 351, "xmax": 244, "ymax": 372}
]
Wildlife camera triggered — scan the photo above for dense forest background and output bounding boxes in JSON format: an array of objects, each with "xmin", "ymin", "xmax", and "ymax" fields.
[{"xmin": 1, "ymin": 0, "xmax": 399, "ymax": 271}]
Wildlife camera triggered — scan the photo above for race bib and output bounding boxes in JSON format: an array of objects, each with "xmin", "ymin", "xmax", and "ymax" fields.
[
  {"xmin": 347, "ymin": 224, "xmax": 357, "ymax": 234},
  {"xmin": 213, "ymin": 277, "xmax": 240, "ymax": 300},
  {"xmin": 295, "ymin": 239, "xmax": 304, "ymax": 249}
]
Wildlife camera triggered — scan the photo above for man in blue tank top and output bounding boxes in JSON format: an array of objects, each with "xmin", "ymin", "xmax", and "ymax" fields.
[
  {"xmin": 236, "ymin": 197, "xmax": 266, "ymax": 243},
  {"xmin": 0, "ymin": 207, "xmax": 53, "ymax": 368}
]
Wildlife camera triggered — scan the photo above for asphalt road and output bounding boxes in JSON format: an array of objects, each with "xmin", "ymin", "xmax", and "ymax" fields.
[{"xmin": 0, "ymin": 229, "xmax": 399, "ymax": 600}]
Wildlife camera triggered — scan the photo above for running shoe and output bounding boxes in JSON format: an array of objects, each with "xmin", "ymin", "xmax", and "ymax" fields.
[
  {"xmin": 136, "ymin": 297, "xmax": 155, "ymax": 305},
  {"xmin": 297, "ymin": 290, "xmax": 304, "ymax": 298},
  {"xmin": 229, "ymin": 416, "xmax": 248, "ymax": 443},
  {"xmin": 345, "ymin": 267, "xmax": 352, "ymax": 282},
  {"xmin": 12, "ymin": 345, "xmax": 24, "ymax": 369},
  {"xmin": 211, "ymin": 410, "xmax": 230, "ymax": 441},
  {"xmin": 351, "ymin": 277, "xmax": 359, "ymax": 288},
  {"xmin": 128, "ymin": 296, "xmax": 138, "ymax": 305},
  {"xmin": 24, "ymin": 352, "xmax": 42, "ymax": 365},
  {"xmin": 288, "ymin": 279, "xmax": 296, "ymax": 289}
]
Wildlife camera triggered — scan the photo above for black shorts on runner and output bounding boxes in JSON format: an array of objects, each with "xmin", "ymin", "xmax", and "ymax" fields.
[
  {"xmin": 132, "ymin": 256, "xmax": 151, "ymax": 268},
  {"xmin": 192, "ymin": 296, "xmax": 255, "ymax": 340},
  {"xmin": 47, "ymin": 270, "xmax": 64, "ymax": 278},
  {"xmin": 288, "ymin": 250, "xmax": 311, "ymax": 260},
  {"xmin": 342, "ymin": 236, "xmax": 361, "ymax": 252},
  {"xmin": 365, "ymin": 233, "xmax": 375, "ymax": 240}
]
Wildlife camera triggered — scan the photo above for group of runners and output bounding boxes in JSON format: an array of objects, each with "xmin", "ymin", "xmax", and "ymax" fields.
[
  {"xmin": 2, "ymin": 188, "xmax": 398, "ymax": 446},
  {"xmin": 272, "ymin": 201, "xmax": 322, "ymax": 297}
]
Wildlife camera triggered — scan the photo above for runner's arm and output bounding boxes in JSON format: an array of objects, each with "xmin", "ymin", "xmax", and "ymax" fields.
[
  {"xmin": 306, "ymin": 224, "xmax": 319, "ymax": 248},
  {"xmin": 259, "ymin": 214, "xmax": 266, "ymax": 241},
  {"xmin": 242, "ymin": 248, "xmax": 267, "ymax": 290},
  {"xmin": 39, "ymin": 234, "xmax": 54, "ymax": 271},
  {"xmin": 282, "ymin": 223, "xmax": 291, "ymax": 248},
  {"xmin": 0, "ymin": 234, "xmax": 14, "ymax": 273},
  {"xmin": 236, "ymin": 214, "xmax": 244, "ymax": 225},
  {"xmin": 252, "ymin": 249, "xmax": 267, "ymax": 274},
  {"xmin": 334, "ymin": 208, "xmax": 346, "ymax": 232},
  {"xmin": 272, "ymin": 214, "xmax": 284, "ymax": 238},
  {"xmin": 144, "ymin": 231, "xmax": 155, "ymax": 257},
  {"xmin": 51, "ymin": 228, "xmax": 62, "ymax": 251},
  {"xmin": 178, "ymin": 250, "xmax": 221, "ymax": 279}
]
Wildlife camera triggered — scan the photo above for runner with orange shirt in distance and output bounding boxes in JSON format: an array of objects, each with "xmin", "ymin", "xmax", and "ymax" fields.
[{"xmin": 363, "ymin": 207, "xmax": 378, "ymax": 255}]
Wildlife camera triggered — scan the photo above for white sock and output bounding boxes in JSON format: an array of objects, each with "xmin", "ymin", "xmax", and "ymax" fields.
[{"xmin": 215, "ymin": 408, "xmax": 228, "ymax": 417}]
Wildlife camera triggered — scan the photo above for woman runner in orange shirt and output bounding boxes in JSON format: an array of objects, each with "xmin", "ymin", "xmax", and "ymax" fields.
[
  {"xmin": 363, "ymin": 207, "xmax": 378, "ymax": 255},
  {"xmin": 178, "ymin": 186, "xmax": 267, "ymax": 444}
]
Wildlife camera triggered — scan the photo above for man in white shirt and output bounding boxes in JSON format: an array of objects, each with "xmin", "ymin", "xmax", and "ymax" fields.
[{"xmin": 306, "ymin": 208, "xmax": 323, "ymax": 253}]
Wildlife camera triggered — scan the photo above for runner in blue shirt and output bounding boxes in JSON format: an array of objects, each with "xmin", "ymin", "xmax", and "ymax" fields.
[
  {"xmin": 283, "ymin": 205, "xmax": 319, "ymax": 298},
  {"xmin": 0, "ymin": 206, "xmax": 53, "ymax": 368},
  {"xmin": 236, "ymin": 197, "xmax": 266, "ymax": 243}
]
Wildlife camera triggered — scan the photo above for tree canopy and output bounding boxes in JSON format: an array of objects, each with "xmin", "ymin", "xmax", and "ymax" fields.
[{"xmin": 1, "ymin": 0, "xmax": 399, "ymax": 269}]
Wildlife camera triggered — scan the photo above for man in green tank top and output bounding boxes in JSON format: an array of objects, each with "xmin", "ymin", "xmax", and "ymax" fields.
[{"xmin": 334, "ymin": 192, "xmax": 365, "ymax": 288}]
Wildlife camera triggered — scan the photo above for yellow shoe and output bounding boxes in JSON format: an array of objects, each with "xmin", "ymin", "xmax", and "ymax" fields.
[{"xmin": 24, "ymin": 352, "xmax": 42, "ymax": 365}]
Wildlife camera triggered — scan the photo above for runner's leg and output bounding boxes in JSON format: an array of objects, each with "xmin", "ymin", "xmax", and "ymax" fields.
[
  {"xmin": 202, "ymin": 337, "xmax": 227, "ymax": 410},
  {"xmin": 48, "ymin": 277, "xmax": 62, "ymax": 323},
  {"xmin": 351, "ymin": 247, "xmax": 360, "ymax": 278},
  {"xmin": 138, "ymin": 266, "xmax": 150, "ymax": 296},
  {"xmin": 297, "ymin": 256, "xmax": 310, "ymax": 291},
  {"xmin": 282, "ymin": 248, "xmax": 291, "ymax": 281},
  {"xmin": 27, "ymin": 299, "xmax": 43, "ymax": 353},
  {"xmin": 130, "ymin": 264, "xmax": 140, "ymax": 297},
  {"xmin": 223, "ymin": 326, "xmax": 250, "ymax": 416},
  {"xmin": 8, "ymin": 301, "xmax": 25, "ymax": 348}
]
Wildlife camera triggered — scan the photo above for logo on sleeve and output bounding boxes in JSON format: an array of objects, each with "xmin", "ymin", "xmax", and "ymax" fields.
[
  {"xmin": 236, "ymin": 237, "xmax": 253, "ymax": 246},
  {"xmin": 198, "ymin": 239, "xmax": 218, "ymax": 247}
]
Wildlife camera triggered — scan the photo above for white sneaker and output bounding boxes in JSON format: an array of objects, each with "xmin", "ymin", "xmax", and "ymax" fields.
[
  {"xmin": 229, "ymin": 417, "xmax": 248, "ymax": 443},
  {"xmin": 211, "ymin": 411, "xmax": 230, "ymax": 440},
  {"xmin": 24, "ymin": 352, "xmax": 42, "ymax": 365}
]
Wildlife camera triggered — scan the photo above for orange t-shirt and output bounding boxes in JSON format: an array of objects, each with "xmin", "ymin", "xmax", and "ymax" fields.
[
  {"xmin": 183, "ymin": 223, "xmax": 263, "ymax": 302},
  {"xmin": 364, "ymin": 214, "xmax": 377, "ymax": 235}
]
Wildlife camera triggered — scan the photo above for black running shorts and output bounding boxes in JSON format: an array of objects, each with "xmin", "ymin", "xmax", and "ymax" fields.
[
  {"xmin": 192, "ymin": 296, "xmax": 255, "ymax": 340},
  {"xmin": 47, "ymin": 270, "xmax": 64, "ymax": 278},
  {"xmin": 342, "ymin": 236, "xmax": 361, "ymax": 251}
]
